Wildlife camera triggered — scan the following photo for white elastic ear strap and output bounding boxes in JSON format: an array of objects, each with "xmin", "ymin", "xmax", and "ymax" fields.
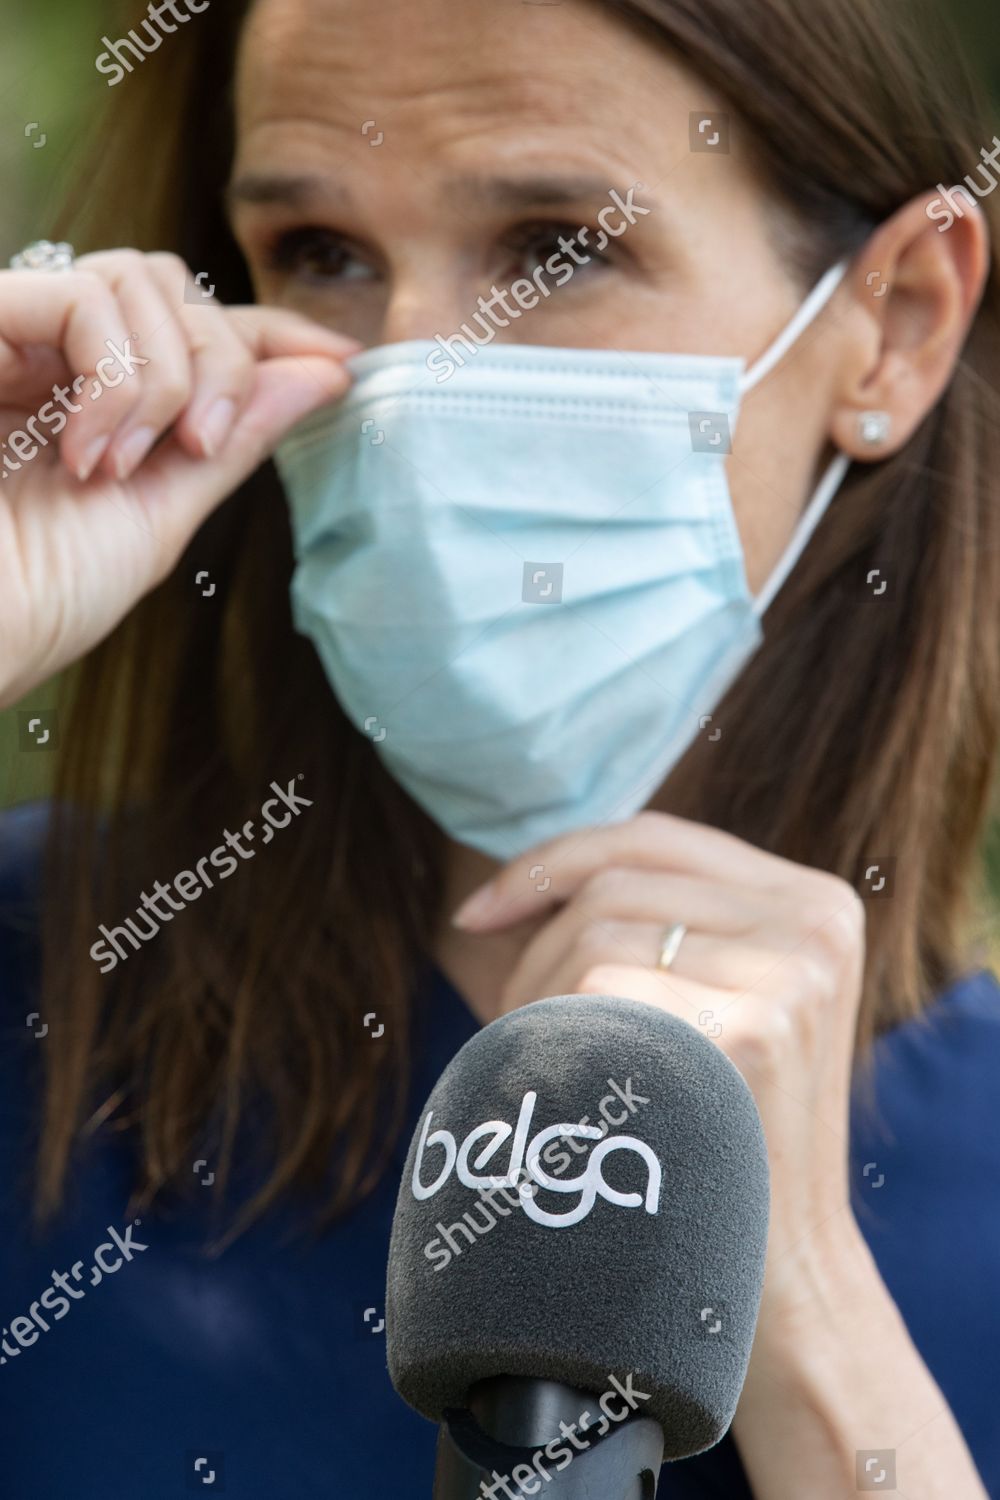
[
  {"xmin": 739, "ymin": 260, "xmax": 850, "ymax": 395},
  {"xmin": 753, "ymin": 449, "xmax": 852, "ymax": 618},
  {"xmin": 737, "ymin": 257, "xmax": 853, "ymax": 618}
]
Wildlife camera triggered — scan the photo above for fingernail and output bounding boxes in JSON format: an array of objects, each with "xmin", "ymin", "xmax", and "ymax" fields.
[
  {"xmin": 197, "ymin": 397, "xmax": 237, "ymax": 458},
  {"xmin": 451, "ymin": 881, "xmax": 497, "ymax": 928},
  {"xmin": 76, "ymin": 435, "xmax": 110, "ymax": 482},
  {"xmin": 112, "ymin": 425, "xmax": 156, "ymax": 479}
]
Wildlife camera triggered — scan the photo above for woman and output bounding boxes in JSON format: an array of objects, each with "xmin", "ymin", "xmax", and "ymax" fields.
[{"xmin": 1, "ymin": 0, "xmax": 998, "ymax": 1493}]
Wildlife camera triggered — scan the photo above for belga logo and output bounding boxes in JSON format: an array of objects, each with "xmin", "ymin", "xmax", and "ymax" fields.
[{"xmin": 411, "ymin": 1090, "xmax": 661, "ymax": 1228}]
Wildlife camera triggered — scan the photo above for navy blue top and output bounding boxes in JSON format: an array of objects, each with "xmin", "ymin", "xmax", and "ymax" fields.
[{"xmin": 1, "ymin": 799, "xmax": 998, "ymax": 1498}]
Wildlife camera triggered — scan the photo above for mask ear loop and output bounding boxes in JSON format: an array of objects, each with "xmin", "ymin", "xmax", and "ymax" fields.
[
  {"xmin": 739, "ymin": 260, "xmax": 850, "ymax": 396},
  {"xmin": 734, "ymin": 259, "xmax": 854, "ymax": 619},
  {"xmin": 752, "ymin": 449, "xmax": 852, "ymax": 618}
]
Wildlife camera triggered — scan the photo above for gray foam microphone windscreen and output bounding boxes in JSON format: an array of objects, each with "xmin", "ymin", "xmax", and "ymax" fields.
[{"xmin": 386, "ymin": 993, "xmax": 769, "ymax": 1460}]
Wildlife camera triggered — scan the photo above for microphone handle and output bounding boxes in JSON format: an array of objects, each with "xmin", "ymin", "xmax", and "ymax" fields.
[{"xmin": 432, "ymin": 1377, "xmax": 663, "ymax": 1499}]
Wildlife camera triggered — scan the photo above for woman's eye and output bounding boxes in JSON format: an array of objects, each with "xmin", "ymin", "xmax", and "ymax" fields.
[
  {"xmin": 502, "ymin": 221, "xmax": 610, "ymax": 280},
  {"xmin": 266, "ymin": 227, "xmax": 375, "ymax": 284}
]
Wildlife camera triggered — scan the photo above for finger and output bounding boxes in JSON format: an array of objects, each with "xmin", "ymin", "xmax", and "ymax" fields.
[
  {"xmin": 621, "ymin": 922, "xmax": 828, "ymax": 996},
  {"xmin": 517, "ymin": 910, "xmax": 797, "ymax": 1012},
  {"xmin": 128, "ymin": 353, "xmax": 351, "ymax": 579},
  {"xmin": 510, "ymin": 957, "xmax": 718, "ymax": 1033},
  {"xmin": 574, "ymin": 868, "xmax": 769, "ymax": 934},
  {"xmin": 571, "ymin": 961, "xmax": 855, "ymax": 1138},
  {"xmin": 497, "ymin": 869, "xmax": 757, "ymax": 1002},
  {"xmin": 454, "ymin": 811, "xmax": 801, "ymax": 931},
  {"xmin": 572, "ymin": 961, "xmax": 729, "ymax": 1033},
  {"xmin": 222, "ymin": 303, "xmax": 364, "ymax": 363},
  {"xmin": 0, "ymin": 342, "xmax": 77, "ymax": 409},
  {"xmin": 640, "ymin": 926, "xmax": 802, "ymax": 992},
  {"xmin": 0, "ymin": 270, "xmax": 139, "ymax": 479},
  {"xmin": 144, "ymin": 255, "xmax": 257, "ymax": 460},
  {"xmin": 75, "ymin": 251, "xmax": 197, "ymax": 480}
]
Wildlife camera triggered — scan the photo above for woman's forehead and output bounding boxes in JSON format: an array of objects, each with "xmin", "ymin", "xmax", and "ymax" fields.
[
  {"xmin": 229, "ymin": 0, "xmax": 739, "ymax": 224},
  {"xmin": 234, "ymin": 0, "xmax": 689, "ymax": 138}
]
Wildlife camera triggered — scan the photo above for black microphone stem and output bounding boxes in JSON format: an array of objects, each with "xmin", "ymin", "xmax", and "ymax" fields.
[{"xmin": 433, "ymin": 1376, "xmax": 663, "ymax": 1499}]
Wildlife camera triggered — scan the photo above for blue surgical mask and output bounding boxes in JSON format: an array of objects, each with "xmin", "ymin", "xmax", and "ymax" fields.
[{"xmin": 274, "ymin": 263, "xmax": 851, "ymax": 861}]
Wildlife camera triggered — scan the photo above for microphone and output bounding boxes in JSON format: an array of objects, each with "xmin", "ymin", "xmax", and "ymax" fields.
[{"xmin": 386, "ymin": 993, "xmax": 770, "ymax": 1498}]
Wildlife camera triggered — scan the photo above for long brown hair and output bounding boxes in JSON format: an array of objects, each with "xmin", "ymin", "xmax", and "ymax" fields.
[{"xmin": 32, "ymin": 0, "xmax": 1000, "ymax": 1240}]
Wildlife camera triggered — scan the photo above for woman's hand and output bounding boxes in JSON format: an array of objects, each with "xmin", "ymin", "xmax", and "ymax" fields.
[
  {"xmin": 452, "ymin": 813, "xmax": 989, "ymax": 1498},
  {"xmin": 451, "ymin": 811, "xmax": 867, "ymax": 1300},
  {"xmin": 0, "ymin": 249, "xmax": 358, "ymax": 708}
]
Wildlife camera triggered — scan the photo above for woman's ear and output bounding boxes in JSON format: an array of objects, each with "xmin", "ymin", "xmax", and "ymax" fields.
[{"xmin": 829, "ymin": 190, "xmax": 991, "ymax": 460}]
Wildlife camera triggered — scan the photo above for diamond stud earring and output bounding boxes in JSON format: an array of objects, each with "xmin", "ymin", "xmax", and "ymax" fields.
[{"xmin": 858, "ymin": 410, "xmax": 891, "ymax": 447}]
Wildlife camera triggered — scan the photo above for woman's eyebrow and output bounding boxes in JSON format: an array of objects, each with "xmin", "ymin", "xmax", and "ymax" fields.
[
  {"xmin": 226, "ymin": 170, "xmax": 630, "ymax": 213},
  {"xmin": 226, "ymin": 172, "xmax": 352, "ymax": 210},
  {"xmin": 451, "ymin": 173, "xmax": 627, "ymax": 209}
]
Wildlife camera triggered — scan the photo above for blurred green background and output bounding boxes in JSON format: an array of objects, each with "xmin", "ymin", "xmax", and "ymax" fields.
[{"xmin": 0, "ymin": 0, "xmax": 998, "ymax": 960}]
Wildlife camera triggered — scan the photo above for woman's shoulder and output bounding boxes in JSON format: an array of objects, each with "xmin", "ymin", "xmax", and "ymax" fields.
[
  {"xmin": 848, "ymin": 966, "xmax": 1000, "ymax": 1490},
  {"xmin": 851, "ymin": 965, "xmax": 1000, "ymax": 1190},
  {"xmin": 866, "ymin": 964, "xmax": 1000, "ymax": 1086},
  {"xmin": 913, "ymin": 963, "xmax": 999, "ymax": 1023}
]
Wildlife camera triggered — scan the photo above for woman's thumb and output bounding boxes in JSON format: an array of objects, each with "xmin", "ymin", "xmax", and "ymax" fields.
[
  {"xmin": 217, "ymin": 354, "xmax": 352, "ymax": 480},
  {"xmin": 134, "ymin": 354, "xmax": 352, "ymax": 571}
]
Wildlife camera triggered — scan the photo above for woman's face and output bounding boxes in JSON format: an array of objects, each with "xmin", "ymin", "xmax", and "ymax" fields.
[{"xmin": 229, "ymin": 0, "xmax": 856, "ymax": 594}]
